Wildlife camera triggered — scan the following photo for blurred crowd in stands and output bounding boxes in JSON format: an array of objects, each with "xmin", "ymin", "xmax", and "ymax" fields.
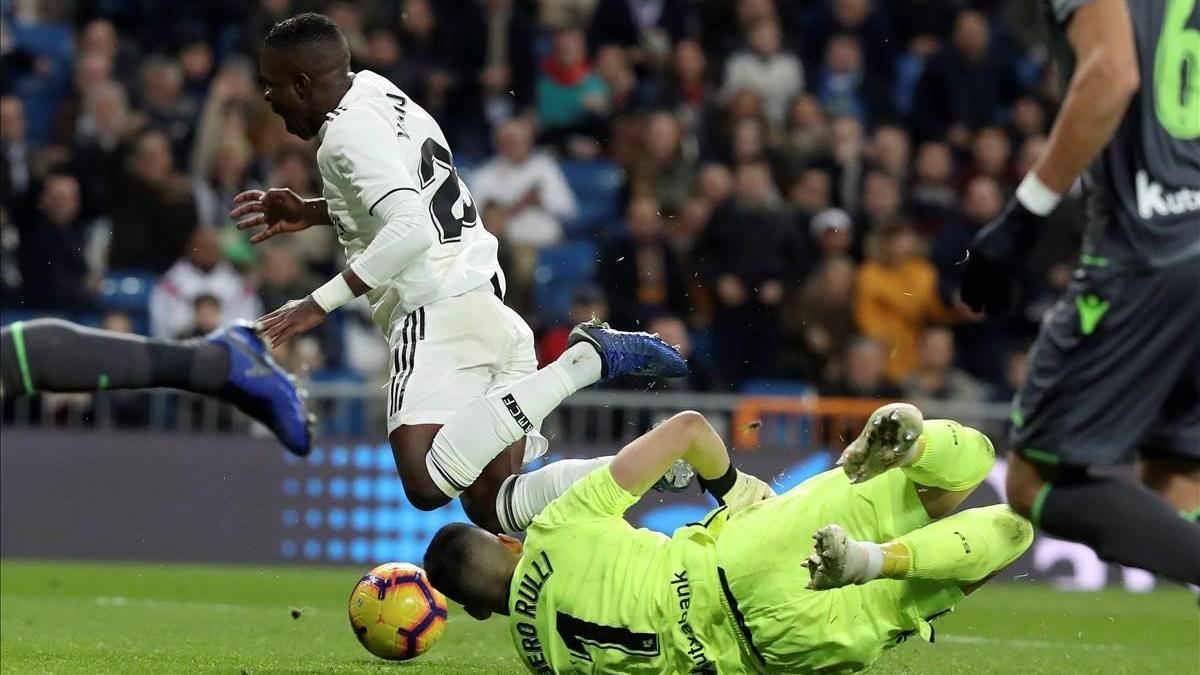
[{"xmin": 1, "ymin": 0, "xmax": 1086, "ymax": 403}]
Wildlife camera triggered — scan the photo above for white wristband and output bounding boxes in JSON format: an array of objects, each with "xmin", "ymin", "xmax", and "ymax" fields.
[
  {"xmin": 1015, "ymin": 173, "xmax": 1062, "ymax": 216},
  {"xmin": 310, "ymin": 274, "xmax": 354, "ymax": 313}
]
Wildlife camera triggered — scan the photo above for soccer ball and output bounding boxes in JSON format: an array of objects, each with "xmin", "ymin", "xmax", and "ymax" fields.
[{"xmin": 348, "ymin": 562, "xmax": 448, "ymax": 660}]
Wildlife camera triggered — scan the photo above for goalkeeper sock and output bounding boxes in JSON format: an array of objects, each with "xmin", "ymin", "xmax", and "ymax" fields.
[
  {"xmin": 892, "ymin": 505, "xmax": 1033, "ymax": 583},
  {"xmin": 902, "ymin": 420, "xmax": 995, "ymax": 491},
  {"xmin": 1035, "ymin": 474, "xmax": 1200, "ymax": 585},
  {"xmin": 839, "ymin": 540, "xmax": 887, "ymax": 584},
  {"xmin": 0, "ymin": 319, "xmax": 227, "ymax": 398},
  {"xmin": 425, "ymin": 343, "xmax": 602, "ymax": 498},
  {"xmin": 494, "ymin": 456, "xmax": 613, "ymax": 533}
]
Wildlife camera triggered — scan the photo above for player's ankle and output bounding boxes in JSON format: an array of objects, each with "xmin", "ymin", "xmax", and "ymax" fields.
[
  {"xmin": 553, "ymin": 343, "xmax": 602, "ymax": 392},
  {"xmin": 842, "ymin": 540, "xmax": 885, "ymax": 585}
]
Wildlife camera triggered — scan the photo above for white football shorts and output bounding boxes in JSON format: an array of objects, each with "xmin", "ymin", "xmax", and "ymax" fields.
[{"xmin": 384, "ymin": 285, "xmax": 537, "ymax": 433}]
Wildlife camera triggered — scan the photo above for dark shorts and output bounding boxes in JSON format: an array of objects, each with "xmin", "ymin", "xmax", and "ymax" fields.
[{"xmin": 1010, "ymin": 258, "xmax": 1200, "ymax": 466}]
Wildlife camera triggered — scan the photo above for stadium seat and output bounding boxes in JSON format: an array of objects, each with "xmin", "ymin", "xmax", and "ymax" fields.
[
  {"xmin": 893, "ymin": 54, "xmax": 927, "ymax": 119},
  {"xmin": 308, "ymin": 369, "xmax": 368, "ymax": 437},
  {"xmin": 740, "ymin": 379, "xmax": 817, "ymax": 450},
  {"xmin": 9, "ymin": 23, "xmax": 74, "ymax": 144},
  {"xmin": 560, "ymin": 160, "xmax": 625, "ymax": 238},
  {"xmin": 454, "ymin": 155, "xmax": 479, "ymax": 186},
  {"xmin": 533, "ymin": 241, "xmax": 597, "ymax": 325},
  {"xmin": 688, "ymin": 328, "xmax": 717, "ymax": 364},
  {"xmin": 97, "ymin": 270, "xmax": 157, "ymax": 315}
]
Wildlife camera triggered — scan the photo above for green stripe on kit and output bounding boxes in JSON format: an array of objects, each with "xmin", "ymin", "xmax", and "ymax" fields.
[
  {"xmin": 11, "ymin": 321, "xmax": 34, "ymax": 395},
  {"xmin": 1010, "ymin": 408, "xmax": 1025, "ymax": 429},
  {"xmin": 98, "ymin": 374, "xmax": 110, "ymax": 390},
  {"xmin": 1030, "ymin": 484, "xmax": 1053, "ymax": 528},
  {"xmin": 1021, "ymin": 448, "xmax": 1060, "ymax": 465},
  {"xmin": 1180, "ymin": 506, "xmax": 1200, "ymax": 522}
]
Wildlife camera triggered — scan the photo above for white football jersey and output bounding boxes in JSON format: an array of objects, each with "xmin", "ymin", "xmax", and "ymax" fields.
[{"xmin": 316, "ymin": 70, "xmax": 501, "ymax": 337}]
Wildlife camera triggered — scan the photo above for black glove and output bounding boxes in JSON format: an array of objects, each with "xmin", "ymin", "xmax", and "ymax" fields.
[{"xmin": 960, "ymin": 197, "xmax": 1045, "ymax": 315}]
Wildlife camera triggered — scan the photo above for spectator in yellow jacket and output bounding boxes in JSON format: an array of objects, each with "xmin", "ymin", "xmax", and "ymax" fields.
[{"xmin": 854, "ymin": 225, "xmax": 957, "ymax": 379}]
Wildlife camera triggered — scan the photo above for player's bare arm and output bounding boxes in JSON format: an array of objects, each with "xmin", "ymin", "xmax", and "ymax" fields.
[
  {"xmin": 1031, "ymin": 0, "xmax": 1140, "ymax": 193},
  {"xmin": 610, "ymin": 411, "xmax": 774, "ymax": 510},
  {"xmin": 258, "ymin": 267, "xmax": 371, "ymax": 347},
  {"xmin": 960, "ymin": 0, "xmax": 1139, "ymax": 314},
  {"xmin": 230, "ymin": 186, "xmax": 358, "ymax": 347},
  {"xmin": 1027, "ymin": 0, "xmax": 1137, "ymax": 192},
  {"xmin": 230, "ymin": 188, "xmax": 332, "ymax": 243}
]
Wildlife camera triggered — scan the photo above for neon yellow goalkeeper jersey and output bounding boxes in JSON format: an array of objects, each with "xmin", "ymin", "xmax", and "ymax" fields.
[{"xmin": 506, "ymin": 466, "xmax": 746, "ymax": 674}]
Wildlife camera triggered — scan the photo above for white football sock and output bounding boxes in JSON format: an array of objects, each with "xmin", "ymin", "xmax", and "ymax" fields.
[
  {"xmin": 550, "ymin": 341, "xmax": 605, "ymax": 391},
  {"xmin": 523, "ymin": 429, "xmax": 549, "ymax": 464},
  {"xmin": 843, "ymin": 540, "xmax": 885, "ymax": 584},
  {"xmin": 495, "ymin": 456, "xmax": 614, "ymax": 533},
  {"xmin": 425, "ymin": 343, "xmax": 602, "ymax": 498}
]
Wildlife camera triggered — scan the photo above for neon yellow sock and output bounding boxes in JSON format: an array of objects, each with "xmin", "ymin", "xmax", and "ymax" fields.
[
  {"xmin": 903, "ymin": 420, "xmax": 996, "ymax": 492},
  {"xmin": 895, "ymin": 505, "xmax": 1033, "ymax": 582},
  {"xmin": 879, "ymin": 541, "xmax": 912, "ymax": 578}
]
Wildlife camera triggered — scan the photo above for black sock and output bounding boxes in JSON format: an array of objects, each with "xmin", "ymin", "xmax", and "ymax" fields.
[
  {"xmin": 1037, "ymin": 473, "xmax": 1200, "ymax": 585},
  {"xmin": 698, "ymin": 463, "xmax": 738, "ymax": 505},
  {"xmin": 1, "ymin": 319, "xmax": 229, "ymax": 396}
]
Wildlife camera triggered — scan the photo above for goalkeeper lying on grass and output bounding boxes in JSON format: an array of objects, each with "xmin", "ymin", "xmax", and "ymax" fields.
[{"xmin": 424, "ymin": 403, "xmax": 1032, "ymax": 674}]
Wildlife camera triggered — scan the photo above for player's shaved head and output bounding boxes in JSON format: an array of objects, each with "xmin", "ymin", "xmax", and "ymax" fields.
[
  {"xmin": 425, "ymin": 523, "xmax": 522, "ymax": 620},
  {"xmin": 264, "ymin": 12, "xmax": 350, "ymax": 73},
  {"xmin": 259, "ymin": 12, "xmax": 353, "ymax": 140}
]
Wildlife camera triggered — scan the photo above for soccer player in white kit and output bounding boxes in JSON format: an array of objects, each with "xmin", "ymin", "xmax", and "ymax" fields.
[{"xmin": 230, "ymin": 13, "xmax": 687, "ymax": 534}]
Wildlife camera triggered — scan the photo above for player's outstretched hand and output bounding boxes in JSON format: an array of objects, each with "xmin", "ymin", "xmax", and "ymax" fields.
[
  {"xmin": 231, "ymin": 188, "xmax": 313, "ymax": 244},
  {"xmin": 258, "ymin": 297, "xmax": 327, "ymax": 348},
  {"xmin": 960, "ymin": 196, "xmax": 1044, "ymax": 315},
  {"xmin": 722, "ymin": 470, "xmax": 776, "ymax": 513}
]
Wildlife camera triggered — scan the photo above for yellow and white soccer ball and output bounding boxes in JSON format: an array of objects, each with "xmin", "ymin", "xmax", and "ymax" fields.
[{"xmin": 348, "ymin": 562, "xmax": 448, "ymax": 660}]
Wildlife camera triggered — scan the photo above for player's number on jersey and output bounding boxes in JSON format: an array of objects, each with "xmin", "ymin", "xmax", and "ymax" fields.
[
  {"xmin": 1154, "ymin": 0, "xmax": 1200, "ymax": 139},
  {"xmin": 555, "ymin": 612, "xmax": 660, "ymax": 662},
  {"xmin": 418, "ymin": 138, "xmax": 479, "ymax": 243}
]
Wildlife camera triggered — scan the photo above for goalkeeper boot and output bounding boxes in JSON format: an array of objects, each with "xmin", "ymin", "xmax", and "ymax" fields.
[
  {"xmin": 806, "ymin": 524, "xmax": 881, "ymax": 590},
  {"xmin": 837, "ymin": 402, "xmax": 923, "ymax": 484}
]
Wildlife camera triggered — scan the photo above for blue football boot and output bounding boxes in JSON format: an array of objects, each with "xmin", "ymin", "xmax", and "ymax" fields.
[
  {"xmin": 566, "ymin": 319, "xmax": 689, "ymax": 381},
  {"xmin": 207, "ymin": 321, "xmax": 314, "ymax": 456}
]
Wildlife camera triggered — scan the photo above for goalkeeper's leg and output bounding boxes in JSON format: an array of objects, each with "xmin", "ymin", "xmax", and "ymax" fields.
[
  {"xmin": 807, "ymin": 403, "xmax": 1018, "ymax": 588},
  {"xmin": 808, "ymin": 504, "xmax": 1033, "ymax": 589},
  {"xmin": 715, "ymin": 405, "xmax": 1025, "ymax": 672},
  {"xmin": 837, "ymin": 402, "xmax": 997, "ymax": 519},
  {"xmin": 890, "ymin": 505, "xmax": 1033, "ymax": 584}
]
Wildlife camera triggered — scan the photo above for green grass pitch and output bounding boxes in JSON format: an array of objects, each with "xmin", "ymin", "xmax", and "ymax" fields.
[{"xmin": 1, "ymin": 560, "xmax": 1196, "ymax": 674}]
